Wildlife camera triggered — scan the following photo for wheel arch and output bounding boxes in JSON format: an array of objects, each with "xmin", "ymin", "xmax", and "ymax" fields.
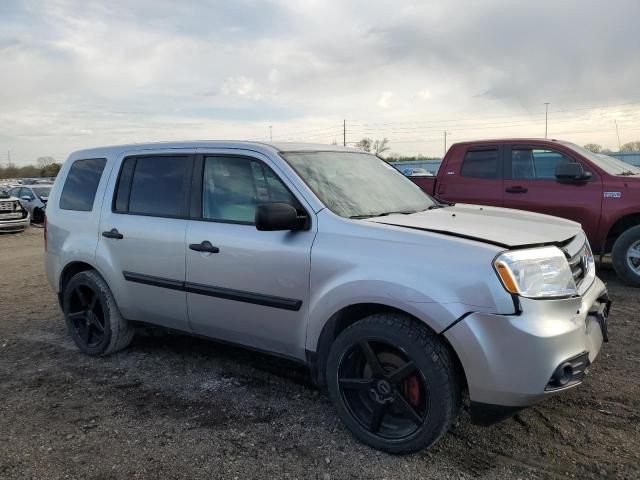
[
  {"xmin": 605, "ymin": 212, "xmax": 640, "ymax": 253},
  {"xmin": 308, "ymin": 302, "xmax": 467, "ymax": 391},
  {"xmin": 58, "ymin": 261, "xmax": 99, "ymax": 307}
]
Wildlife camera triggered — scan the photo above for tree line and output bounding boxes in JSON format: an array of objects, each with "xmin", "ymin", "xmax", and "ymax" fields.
[{"xmin": 0, "ymin": 156, "xmax": 62, "ymax": 179}]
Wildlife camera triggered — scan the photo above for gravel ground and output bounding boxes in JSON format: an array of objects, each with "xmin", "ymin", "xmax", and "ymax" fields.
[{"xmin": 0, "ymin": 228, "xmax": 639, "ymax": 480}]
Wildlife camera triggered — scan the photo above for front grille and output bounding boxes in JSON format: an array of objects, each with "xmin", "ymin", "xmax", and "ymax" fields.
[
  {"xmin": 568, "ymin": 249, "xmax": 586, "ymax": 288},
  {"xmin": 0, "ymin": 201, "xmax": 18, "ymax": 212}
]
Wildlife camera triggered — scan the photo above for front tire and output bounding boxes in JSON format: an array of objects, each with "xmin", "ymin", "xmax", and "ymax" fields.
[
  {"xmin": 62, "ymin": 270, "xmax": 134, "ymax": 355},
  {"xmin": 612, "ymin": 225, "xmax": 640, "ymax": 287},
  {"xmin": 326, "ymin": 313, "xmax": 460, "ymax": 454}
]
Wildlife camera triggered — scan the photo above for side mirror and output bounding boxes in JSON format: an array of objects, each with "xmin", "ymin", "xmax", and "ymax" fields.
[
  {"xmin": 21, "ymin": 195, "xmax": 32, "ymax": 202},
  {"xmin": 555, "ymin": 163, "xmax": 592, "ymax": 182},
  {"xmin": 255, "ymin": 203, "xmax": 304, "ymax": 231}
]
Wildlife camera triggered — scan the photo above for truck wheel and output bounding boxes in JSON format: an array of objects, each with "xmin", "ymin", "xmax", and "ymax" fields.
[
  {"xmin": 62, "ymin": 270, "xmax": 134, "ymax": 355},
  {"xmin": 612, "ymin": 225, "xmax": 640, "ymax": 287},
  {"xmin": 326, "ymin": 313, "xmax": 460, "ymax": 454}
]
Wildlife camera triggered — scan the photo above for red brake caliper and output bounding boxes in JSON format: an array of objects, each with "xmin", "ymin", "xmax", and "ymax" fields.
[{"xmin": 402, "ymin": 375, "xmax": 421, "ymax": 407}]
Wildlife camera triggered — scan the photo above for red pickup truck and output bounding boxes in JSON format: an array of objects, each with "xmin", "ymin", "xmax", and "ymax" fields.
[{"xmin": 408, "ymin": 138, "xmax": 640, "ymax": 285}]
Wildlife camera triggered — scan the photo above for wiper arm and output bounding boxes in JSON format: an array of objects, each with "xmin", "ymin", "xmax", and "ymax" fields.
[{"xmin": 349, "ymin": 210, "xmax": 416, "ymax": 219}]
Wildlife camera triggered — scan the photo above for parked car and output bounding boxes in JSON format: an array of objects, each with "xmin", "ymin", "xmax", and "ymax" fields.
[
  {"xmin": 400, "ymin": 167, "xmax": 434, "ymax": 177},
  {"xmin": 45, "ymin": 142, "xmax": 610, "ymax": 454},
  {"xmin": 8, "ymin": 184, "xmax": 50, "ymax": 224},
  {"xmin": 0, "ymin": 188, "xmax": 30, "ymax": 233},
  {"xmin": 408, "ymin": 138, "xmax": 640, "ymax": 286}
]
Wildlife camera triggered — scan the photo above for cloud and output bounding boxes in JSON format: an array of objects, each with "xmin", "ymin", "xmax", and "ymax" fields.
[{"xmin": 1, "ymin": 0, "xmax": 640, "ymax": 162}]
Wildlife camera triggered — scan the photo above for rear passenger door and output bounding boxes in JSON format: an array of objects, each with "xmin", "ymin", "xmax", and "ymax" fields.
[
  {"xmin": 184, "ymin": 151, "xmax": 316, "ymax": 360},
  {"xmin": 437, "ymin": 145, "xmax": 504, "ymax": 207},
  {"xmin": 96, "ymin": 152, "xmax": 194, "ymax": 331}
]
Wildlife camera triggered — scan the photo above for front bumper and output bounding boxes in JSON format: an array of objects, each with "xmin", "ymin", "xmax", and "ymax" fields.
[
  {"xmin": 0, "ymin": 213, "xmax": 30, "ymax": 232},
  {"xmin": 444, "ymin": 276, "xmax": 609, "ymax": 423}
]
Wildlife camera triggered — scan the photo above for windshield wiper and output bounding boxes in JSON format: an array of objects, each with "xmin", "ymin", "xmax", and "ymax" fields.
[{"xmin": 350, "ymin": 210, "xmax": 416, "ymax": 219}]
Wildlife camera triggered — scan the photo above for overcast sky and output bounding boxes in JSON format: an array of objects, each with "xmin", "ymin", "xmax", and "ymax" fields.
[{"xmin": 1, "ymin": 0, "xmax": 640, "ymax": 164}]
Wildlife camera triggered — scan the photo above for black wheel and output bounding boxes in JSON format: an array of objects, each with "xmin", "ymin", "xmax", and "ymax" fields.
[
  {"xmin": 612, "ymin": 225, "xmax": 640, "ymax": 287},
  {"xmin": 326, "ymin": 313, "xmax": 460, "ymax": 454},
  {"xmin": 63, "ymin": 270, "xmax": 133, "ymax": 355}
]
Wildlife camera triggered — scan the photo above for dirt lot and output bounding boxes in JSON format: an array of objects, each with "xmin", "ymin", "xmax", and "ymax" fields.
[{"xmin": 0, "ymin": 228, "xmax": 638, "ymax": 480}]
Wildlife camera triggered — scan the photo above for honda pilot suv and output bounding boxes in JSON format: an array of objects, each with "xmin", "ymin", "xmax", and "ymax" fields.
[{"xmin": 45, "ymin": 142, "xmax": 611, "ymax": 454}]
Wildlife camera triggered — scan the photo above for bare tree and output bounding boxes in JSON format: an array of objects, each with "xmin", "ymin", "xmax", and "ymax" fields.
[
  {"xmin": 354, "ymin": 137, "xmax": 390, "ymax": 158},
  {"xmin": 372, "ymin": 138, "xmax": 390, "ymax": 158},
  {"xmin": 620, "ymin": 141, "xmax": 640, "ymax": 152},
  {"xmin": 354, "ymin": 138, "xmax": 373, "ymax": 153},
  {"xmin": 36, "ymin": 156, "xmax": 56, "ymax": 169},
  {"xmin": 583, "ymin": 143, "xmax": 603, "ymax": 153}
]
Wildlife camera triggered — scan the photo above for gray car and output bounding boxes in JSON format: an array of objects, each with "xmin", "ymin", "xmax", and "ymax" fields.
[
  {"xmin": 9, "ymin": 184, "xmax": 51, "ymax": 224},
  {"xmin": 44, "ymin": 142, "xmax": 610, "ymax": 454}
]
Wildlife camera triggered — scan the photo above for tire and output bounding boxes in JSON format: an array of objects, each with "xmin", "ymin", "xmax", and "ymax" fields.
[
  {"xmin": 612, "ymin": 225, "xmax": 640, "ymax": 287},
  {"xmin": 326, "ymin": 313, "xmax": 460, "ymax": 454},
  {"xmin": 62, "ymin": 270, "xmax": 134, "ymax": 355}
]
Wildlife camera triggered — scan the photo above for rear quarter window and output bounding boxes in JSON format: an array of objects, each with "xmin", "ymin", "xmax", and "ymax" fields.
[
  {"xmin": 59, "ymin": 158, "xmax": 107, "ymax": 211},
  {"xmin": 460, "ymin": 148, "xmax": 500, "ymax": 179}
]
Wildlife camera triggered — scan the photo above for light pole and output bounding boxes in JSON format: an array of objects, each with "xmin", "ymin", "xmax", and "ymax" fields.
[
  {"xmin": 269, "ymin": 125, "xmax": 272, "ymax": 142},
  {"xmin": 544, "ymin": 102, "xmax": 550, "ymax": 138},
  {"xmin": 444, "ymin": 131, "xmax": 450, "ymax": 156}
]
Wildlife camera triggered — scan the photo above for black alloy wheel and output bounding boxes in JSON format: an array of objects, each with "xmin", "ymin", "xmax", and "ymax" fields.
[
  {"xmin": 63, "ymin": 270, "xmax": 133, "ymax": 355},
  {"xmin": 66, "ymin": 284, "xmax": 107, "ymax": 348},
  {"xmin": 337, "ymin": 339, "xmax": 429, "ymax": 439},
  {"xmin": 326, "ymin": 313, "xmax": 460, "ymax": 454}
]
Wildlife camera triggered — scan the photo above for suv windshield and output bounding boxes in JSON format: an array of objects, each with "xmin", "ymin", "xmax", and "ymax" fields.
[
  {"xmin": 562, "ymin": 142, "xmax": 640, "ymax": 176},
  {"xmin": 282, "ymin": 151, "xmax": 436, "ymax": 218}
]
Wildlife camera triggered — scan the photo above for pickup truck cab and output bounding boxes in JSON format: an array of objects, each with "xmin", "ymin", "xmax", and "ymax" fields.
[{"xmin": 410, "ymin": 139, "xmax": 640, "ymax": 285}]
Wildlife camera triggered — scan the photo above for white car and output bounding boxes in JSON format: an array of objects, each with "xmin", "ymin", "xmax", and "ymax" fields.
[{"xmin": 0, "ymin": 188, "xmax": 30, "ymax": 233}]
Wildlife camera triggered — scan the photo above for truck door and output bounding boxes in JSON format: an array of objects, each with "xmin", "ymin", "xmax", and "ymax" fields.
[
  {"xmin": 502, "ymin": 145, "xmax": 603, "ymax": 242},
  {"xmin": 436, "ymin": 145, "xmax": 504, "ymax": 207}
]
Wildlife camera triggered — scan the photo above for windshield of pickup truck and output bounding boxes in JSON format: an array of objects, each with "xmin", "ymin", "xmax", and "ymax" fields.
[
  {"xmin": 282, "ymin": 151, "xmax": 436, "ymax": 218},
  {"xmin": 563, "ymin": 142, "xmax": 640, "ymax": 175}
]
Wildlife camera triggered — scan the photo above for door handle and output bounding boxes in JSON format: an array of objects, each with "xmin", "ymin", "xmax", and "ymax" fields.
[
  {"xmin": 189, "ymin": 241, "xmax": 220, "ymax": 254},
  {"xmin": 102, "ymin": 228, "xmax": 124, "ymax": 239},
  {"xmin": 505, "ymin": 186, "xmax": 528, "ymax": 194}
]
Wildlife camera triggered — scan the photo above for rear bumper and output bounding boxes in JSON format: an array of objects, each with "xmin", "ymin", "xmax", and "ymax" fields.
[{"xmin": 445, "ymin": 276, "xmax": 609, "ymax": 421}]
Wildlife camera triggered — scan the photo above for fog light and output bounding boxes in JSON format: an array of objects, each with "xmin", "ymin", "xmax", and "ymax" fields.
[{"xmin": 552, "ymin": 362, "xmax": 573, "ymax": 387}]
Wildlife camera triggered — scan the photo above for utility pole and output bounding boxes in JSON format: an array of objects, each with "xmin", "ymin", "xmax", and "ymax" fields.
[
  {"xmin": 544, "ymin": 102, "xmax": 550, "ymax": 138},
  {"xmin": 343, "ymin": 119, "xmax": 346, "ymax": 147},
  {"xmin": 269, "ymin": 125, "xmax": 272, "ymax": 142},
  {"xmin": 614, "ymin": 120, "xmax": 621, "ymax": 151},
  {"xmin": 444, "ymin": 131, "xmax": 449, "ymax": 156}
]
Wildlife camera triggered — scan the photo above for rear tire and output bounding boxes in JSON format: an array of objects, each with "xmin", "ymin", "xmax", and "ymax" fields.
[
  {"xmin": 62, "ymin": 270, "xmax": 134, "ymax": 355},
  {"xmin": 326, "ymin": 313, "xmax": 460, "ymax": 454},
  {"xmin": 612, "ymin": 225, "xmax": 640, "ymax": 287}
]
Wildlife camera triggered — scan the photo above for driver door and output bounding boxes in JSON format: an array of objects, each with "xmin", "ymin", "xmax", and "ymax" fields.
[
  {"xmin": 502, "ymin": 145, "xmax": 603, "ymax": 241},
  {"xmin": 185, "ymin": 151, "xmax": 316, "ymax": 360}
]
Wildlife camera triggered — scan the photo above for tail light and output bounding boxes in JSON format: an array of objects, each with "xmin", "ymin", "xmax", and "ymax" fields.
[{"xmin": 44, "ymin": 214, "xmax": 48, "ymax": 251}]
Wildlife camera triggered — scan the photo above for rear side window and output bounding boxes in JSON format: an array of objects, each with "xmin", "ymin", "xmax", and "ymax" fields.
[
  {"xmin": 59, "ymin": 158, "xmax": 107, "ymax": 211},
  {"xmin": 114, "ymin": 156, "xmax": 191, "ymax": 217},
  {"xmin": 460, "ymin": 148, "xmax": 500, "ymax": 179}
]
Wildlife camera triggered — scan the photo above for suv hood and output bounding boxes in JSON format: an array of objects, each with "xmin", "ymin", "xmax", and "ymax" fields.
[{"xmin": 367, "ymin": 204, "xmax": 581, "ymax": 248}]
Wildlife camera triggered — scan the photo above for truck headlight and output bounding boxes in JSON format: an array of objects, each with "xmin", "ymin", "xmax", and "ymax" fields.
[{"xmin": 494, "ymin": 246, "xmax": 576, "ymax": 299}]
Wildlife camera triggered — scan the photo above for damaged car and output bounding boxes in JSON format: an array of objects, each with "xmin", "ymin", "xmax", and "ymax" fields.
[
  {"xmin": 0, "ymin": 188, "xmax": 30, "ymax": 233},
  {"xmin": 45, "ymin": 142, "xmax": 610, "ymax": 454},
  {"xmin": 8, "ymin": 184, "xmax": 50, "ymax": 224}
]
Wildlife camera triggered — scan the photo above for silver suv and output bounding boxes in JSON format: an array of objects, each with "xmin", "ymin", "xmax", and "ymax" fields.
[{"xmin": 45, "ymin": 142, "xmax": 610, "ymax": 454}]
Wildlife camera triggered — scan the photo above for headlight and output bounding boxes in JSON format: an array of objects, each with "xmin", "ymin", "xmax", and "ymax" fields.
[{"xmin": 494, "ymin": 246, "xmax": 576, "ymax": 299}]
